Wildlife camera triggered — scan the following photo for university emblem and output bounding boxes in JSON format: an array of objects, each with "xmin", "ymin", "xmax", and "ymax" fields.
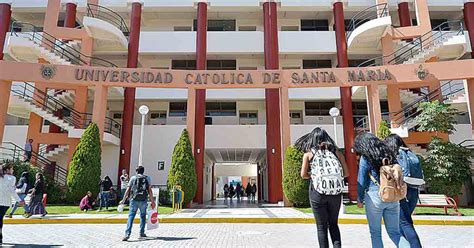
[
  {"xmin": 40, "ymin": 65, "xmax": 56, "ymax": 80},
  {"xmin": 415, "ymin": 65, "xmax": 429, "ymax": 80}
]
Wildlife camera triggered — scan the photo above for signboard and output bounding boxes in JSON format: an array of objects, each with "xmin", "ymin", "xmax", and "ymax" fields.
[{"xmin": 157, "ymin": 161, "xmax": 165, "ymax": 171}]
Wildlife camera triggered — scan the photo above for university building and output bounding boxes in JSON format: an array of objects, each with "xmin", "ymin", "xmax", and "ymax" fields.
[{"xmin": 0, "ymin": 0, "xmax": 473, "ymax": 205}]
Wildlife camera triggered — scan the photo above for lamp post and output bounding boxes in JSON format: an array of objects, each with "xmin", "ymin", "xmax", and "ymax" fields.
[
  {"xmin": 138, "ymin": 105, "xmax": 149, "ymax": 167},
  {"xmin": 329, "ymin": 107, "xmax": 340, "ymax": 146}
]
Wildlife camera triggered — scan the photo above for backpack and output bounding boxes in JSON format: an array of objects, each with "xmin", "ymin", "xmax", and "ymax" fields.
[
  {"xmin": 132, "ymin": 175, "xmax": 149, "ymax": 201},
  {"xmin": 310, "ymin": 149, "xmax": 344, "ymax": 195},
  {"xmin": 369, "ymin": 158, "xmax": 407, "ymax": 202},
  {"xmin": 398, "ymin": 148, "xmax": 425, "ymax": 188}
]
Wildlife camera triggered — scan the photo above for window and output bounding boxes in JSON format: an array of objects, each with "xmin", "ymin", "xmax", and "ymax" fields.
[
  {"xmin": 169, "ymin": 102, "xmax": 187, "ymax": 117},
  {"xmin": 305, "ymin": 102, "xmax": 334, "ymax": 116},
  {"xmin": 303, "ymin": 60, "xmax": 332, "ymax": 69},
  {"xmin": 290, "ymin": 111, "xmax": 303, "ymax": 124},
  {"xmin": 206, "ymin": 102, "xmax": 236, "ymax": 116},
  {"xmin": 150, "ymin": 112, "xmax": 167, "ymax": 125},
  {"xmin": 239, "ymin": 26, "xmax": 257, "ymax": 31},
  {"xmin": 281, "ymin": 26, "xmax": 299, "ymax": 31},
  {"xmin": 207, "ymin": 60, "xmax": 236, "ymax": 70},
  {"xmin": 301, "ymin": 19, "xmax": 329, "ymax": 31},
  {"xmin": 352, "ymin": 102, "xmax": 368, "ymax": 116},
  {"xmin": 171, "ymin": 60, "xmax": 196, "ymax": 70},
  {"xmin": 112, "ymin": 112, "xmax": 123, "ymax": 119},
  {"xmin": 174, "ymin": 26, "xmax": 192, "ymax": 31},
  {"xmin": 430, "ymin": 19, "xmax": 449, "ymax": 30},
  {"xmin": 239, "ymin": 111, "xmax": 258, "ymax": 125},
  {"xmin": 193, "ymin": 20, "xmax": 236, "ymax": 31}
]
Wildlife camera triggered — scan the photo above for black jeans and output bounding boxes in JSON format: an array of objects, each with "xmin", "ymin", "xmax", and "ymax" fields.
[
  {"xmin": 0, "ymin": 205, "xmax": 9, "ymax": 243},
  {"xmin": 309, "ymin": 183, "xmax": 342, "ymax": 248}
]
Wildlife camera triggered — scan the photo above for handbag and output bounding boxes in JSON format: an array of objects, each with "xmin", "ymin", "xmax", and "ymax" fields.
[{"xmin": 147, "ymin": 207, "xmax": 159, "ymax": 230}]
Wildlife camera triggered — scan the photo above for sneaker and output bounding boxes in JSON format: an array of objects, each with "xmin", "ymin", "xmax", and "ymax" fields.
[
  {"xmin": 122, "ymin": 236, "xmax": 129, "ymax": 241},
  {"xmin": 139, "ymin": 233, "xmax": 147, "ymax": 239}
]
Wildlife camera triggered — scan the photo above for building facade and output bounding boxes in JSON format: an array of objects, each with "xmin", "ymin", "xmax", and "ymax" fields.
[{"xmin": 0, "ymin": 0, "xmax": 473, "ymax": 205}]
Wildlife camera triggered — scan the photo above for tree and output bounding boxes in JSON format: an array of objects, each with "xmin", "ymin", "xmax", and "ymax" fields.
[
  {"xmin": 415, "ymin": 100, "xmax": 457, "ymax": 135},
  {"xmin": 423, "ymin": 138, "xmax": 472, "ymax": 196},
  {"xmin": 167, "ymin": 129, "xmax": 197, "ymax": 206},
  {"xmin": 415, "ymin": 100, "xmax": 472, "ymax": 197},
  {"xmin": 282, "ymin": 146, "xmax": 309, "ymax": 207},
  {"xmin": 66, "ymin": 123, "xmax": 102, "ymax": 202},
  {"xmin": 376, "ymin": 120, "xmax": 391, "ymax": 139}
]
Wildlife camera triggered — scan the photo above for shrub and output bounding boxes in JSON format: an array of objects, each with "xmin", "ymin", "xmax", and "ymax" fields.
[
  {"xmin": 167, "ymin": 129, "xmax": 197, "ymax": 206},
  {"xmin": 423, "ymin": 138, "xmax": 472, "ymax": 196},
  {"xmin": 282, "ymin": 146, "xmax": 309, "ymax": 207},
  {"xmin": 416, "ymin": 100, "xmax": 457, "ymax": 135},
  {"xmin": 376, "ymin": 120, "xmax": 391, "ymax": 139},
  {"xmin": 66, "ymin": 123, "xmax": 102, "ymax": 203}
]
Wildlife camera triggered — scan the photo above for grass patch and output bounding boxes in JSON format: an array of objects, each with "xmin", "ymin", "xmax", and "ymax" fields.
[
  {"xmin": 11, "ymin": 205, "xmax": 174, "ymax": 215},
  {"xmin": 296, "ymin": 203, "xmax": 474, "ymax": 216}
]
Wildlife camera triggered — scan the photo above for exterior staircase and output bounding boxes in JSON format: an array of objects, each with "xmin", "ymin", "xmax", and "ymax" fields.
[
  {"xmin": 8, "ymin": 35, "xmax": 72, "ymax": 65},
  {"xmin": 39, "ymin": 144, "xmax": 70, "ymax": 170},
  {"xmin": 402, "ymin": 33, "xmax": 464, "ymax": 64}
]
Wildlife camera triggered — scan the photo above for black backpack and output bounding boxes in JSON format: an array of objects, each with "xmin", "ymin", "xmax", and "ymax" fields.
[{"xmin": 132, "ymin": 175, "xmax": 149, "ymax": 201}]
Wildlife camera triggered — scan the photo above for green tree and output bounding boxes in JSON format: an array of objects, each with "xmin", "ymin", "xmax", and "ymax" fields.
[
  {"xmin": 423, "ymin": 138, "xmax": 472, "ymax": 196},
  {"xmin": 415, "ymin": 100, "xmax": 457, "ymax": 135},
  {"xmin": 282, "ymin": 146, "xmax": 309, "ymax": 207},
  {"xmin": 376, "ymin": 120, "xmax": 391, "ymax": 139},
  {"xmin": 66, "ymin": 123, "xmax": 102, "ymax": 202},
  {"xmin": 167, "ymin": 129, "xmax": 197, "ymax": 206}
]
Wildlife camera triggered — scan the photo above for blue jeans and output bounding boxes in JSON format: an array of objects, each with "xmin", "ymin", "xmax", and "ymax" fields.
[
  {"xmin": 125, "ymin": 199, "xmax": 147, "ymax": 237},
  {"xmin": 99, "ymin": 191, "xmax": 109, "ymax": 210},
  {"xmin": 10, "ymin": 193, "xmax": 29, "ymax": 215},
  {"xmin": 365, "ymin": 190, "xmax": 410, "ymax": 248},
  {"xmin": 400, "ymin": 187, "xmax": 422, "ymax": 248}
]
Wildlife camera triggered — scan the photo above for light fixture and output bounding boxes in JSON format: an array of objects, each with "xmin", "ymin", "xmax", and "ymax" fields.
[{"xmin": 139, "ymin": 105, "xmax": 149, "ymax": 115}]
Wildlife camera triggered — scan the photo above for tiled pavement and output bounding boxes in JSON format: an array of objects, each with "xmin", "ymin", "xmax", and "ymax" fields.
[{"xmin": 2, "ymin": 223, "xmax": 474, "ymax": 247}]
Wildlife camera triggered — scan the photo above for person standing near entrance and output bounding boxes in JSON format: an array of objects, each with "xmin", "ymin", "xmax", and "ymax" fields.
[
  {"xmin": 120, "ymin": 169, "xmax": 129, "ymax": 201},
  {"xmin": 98, "ymin": 176, "xmax": 113, "ymax": 211},
  {"xmin": 296, "ymin": 127, "xmax": 348, "ymax": 248},
  {"xmin": 250, "ymin": 182, "xmax": 257, "ymax": 203},
  {"xmin": 120, "ymin": 166, "xmax": 156, "ymax": 241},
  {"xmin": 385, "ymin": 134, "xmax": 423, "ymax": 248},
  {"xmin": 245, "ymin": 182, "xmax": 252, "ymax": 202},
  {"xmin": 24, "ymin": 139, "xmax": 33, "ymax": 162},
  {"xmin": 235, "ymin": 183, "xmax": 242, "ymax": 201},
  {"xmin": 0, "ymin": 163, "xmax": 24, "ymax": 244}
]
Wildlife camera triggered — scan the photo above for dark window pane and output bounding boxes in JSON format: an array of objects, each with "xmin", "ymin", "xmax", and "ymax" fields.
[
  {"xmin": 207, "ymin": 60, "xmax": 236, "ymax": 70},
  {"xmin": 305, "ymin": 101, "xmax": 334, "ymax": 116},
  {"xmin": 430, "ymin": 19, "xmax": 449, "ymax": 30},
  {"xmin": 301, "ymin": 19, "xmax": 329, "ymax": 31},
  {"xmin": 206, "ymin": 102, "xmax": 236, "ymax": 116},
  {"xmin": 303, "ymin": 60, "xmax": 332, "ymax": 69},
  {"xmin": 169, "ymin": 102, "xmax": 187, "ymax": 116},
  {"xmin": 172, "ymin": 60, "xmax": 196, "ymax": 70}
]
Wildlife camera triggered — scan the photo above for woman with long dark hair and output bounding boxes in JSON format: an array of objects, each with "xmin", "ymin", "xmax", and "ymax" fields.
[
  {"xmin": 385, "ymin": 134, "xmax": 422, "ymax": 248},
  {"xmin": 8, "ymin": 171, "xmax": 30, "ymax": 217},
  {"xmin": 25, "ymin": 172, "xmax": 47, "ymax": 218},
  {"xmin": 296, "ymin": 127, "xmax": 348, "ymax": 248},
  {"xmin": 0, "ymin": 163, "xmax": 23, "ymax": 244},
  {"xmin": 354, "ymin": 133, "xmax": 409, "ymax": 248}
]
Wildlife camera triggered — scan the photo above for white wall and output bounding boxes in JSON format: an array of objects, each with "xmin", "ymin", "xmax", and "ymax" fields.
[{"xmin": 215, "ymin": 164, "xmax": 258, "ymax": 177}]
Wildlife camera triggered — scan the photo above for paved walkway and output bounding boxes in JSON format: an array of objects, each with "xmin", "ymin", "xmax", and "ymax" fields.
[{"xmin": 2, "ymin": 223, "xmax": 474, "ymax": 247}]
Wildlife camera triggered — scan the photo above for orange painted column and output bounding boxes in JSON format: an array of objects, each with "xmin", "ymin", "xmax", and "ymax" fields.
[
  {"xmin": 366, "ymin": 85, "xmax": 382, "ymax": 133},
  {"xmin": 387, "ymin": 85, "xmax": 403, "ymax": 127},
  {"xmin": 334, "ymin": 1, "xmax": 358, "ymax": 201},
  {"xmin": 193, "ymin": 1, "xmax": 207, "ymax": 204},
  {"xmin": 0, "ymin": 3, "xmax": 11, "ymax": 144},
  {"xmin": 92, "ymin": 84, "xmax": 109, "ymax": 141},
  {"xmin": 119, "ymin": 2, "xmax": 142, "ymax": 181},
  {"xmin": 464, "ymin": 2, "xmax": 474, "ymax": 134},
  {"xmin": 263, "ymin": 1, "xmax": 283, "ymax": 203}
]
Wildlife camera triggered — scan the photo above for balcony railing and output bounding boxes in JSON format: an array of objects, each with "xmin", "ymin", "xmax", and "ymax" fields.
[
  {"xmin": 86, "ymin": 3, "xmax": 129, "ymax": 36},
  {"xmin": 346, "ymin": 3, "xmax": 389, "ymax": 41}
]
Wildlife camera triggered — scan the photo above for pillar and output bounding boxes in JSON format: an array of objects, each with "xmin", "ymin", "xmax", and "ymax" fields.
[
  {"xmin": 264, "ymin": 1, "xmax": 283, "ymax": 203},
  {"xmin": 464, "ymin": 1, "xmax": 474, "ymax": 58},
  {"xmin": 334, "ymin": 1, "xmax": 358, "ymax": 201},
  {"xmin": 118, "ymin": 2, "xmax": 142, "ymax": 180},
  {"xmin": 466, "ymin": 79, "xmax": 474, "ymax": 135},
  {"xmin": 0, "ymin": 3, "xmax": 11, "ymax": 144},
  {"xmin": 64, "ymin": 2, "xmax": 77, "ymax": 28},
  {"xmin": 387, "ymin": 85, "xmax": 403, "ymax": 127},
  {"xmin": 92, "ymin": 84, "xmax": 109, "ymax": 141},
  {"xmin": 193, "ymin": 1, "xmax": 207, "ymax": 204},
  {"xmin": 366, "ymin": 85, "xmax": 382, "ymax": 133},
  {"xmin": 398, "ymin": 1, "xmax": 411, "ymax": 27}
]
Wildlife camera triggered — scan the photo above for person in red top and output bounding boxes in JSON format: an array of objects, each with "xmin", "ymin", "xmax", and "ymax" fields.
[{"xmin": 79, "ymin": 191, "xmax": 93, "ymax": 211}]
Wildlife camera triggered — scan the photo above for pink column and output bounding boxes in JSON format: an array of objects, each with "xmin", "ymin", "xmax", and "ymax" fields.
[{"xmin": 0, "ymin": 3, "xmax": 12, "ymax": 144}]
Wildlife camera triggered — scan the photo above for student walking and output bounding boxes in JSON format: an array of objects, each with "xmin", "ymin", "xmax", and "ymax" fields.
[
  {"xmin": 296, "ymin": 127, "xmax": 348, "ymax": 248},
  {"xmin": 235, "ymin": 183, "xmax": 242, "ymax": 201},
  {"xmin": 25, "ymin": 173, "xmax": 47, "ymax": 218},
  {"xmin": 355, "ymin": 132, "xmax": 410, "ymax": 248},
  {"xmin": 245, "ymin": 182, "xmax": 252, "ymax": 202},
  {"xmin": 385, "ymin": 134, "xmax": 423, "ymax": 248},
  {"xmin": 0, "ymin": 163, "xmax": 24, "ymax": 244},
  {"xmin": 98, "ymin": 176, "xmax": 113, "ymax": 211},
  {"xmin": 223, "ymin": 184, "xmax": 229, "ymax": 200},
  {"xmin": 8, "ymin": 171, "xmax": 30, "ymax": 217},
  {"xmin": 24, "ymin": 139, "xmax": 33, "ymax": 162},
  {"xmin": 120, "ymin": 169, "xmax": 129, "ymax": 200},
  {"xmin": 250, "ymin": 182, "xmax": 257, "ymax": 203},
  {"xmin": 120, "ymin": 166, "xmax": 156, "ymax": 241}
]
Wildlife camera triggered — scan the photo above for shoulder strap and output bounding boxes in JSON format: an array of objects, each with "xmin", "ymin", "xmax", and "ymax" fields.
[{"xmin": 369, "ymin": 173, "xmax": 380, "ymax": 186}]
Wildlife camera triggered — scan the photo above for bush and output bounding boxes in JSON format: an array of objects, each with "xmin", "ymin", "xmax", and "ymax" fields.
[
  {"xmin": 423, "ymin": 138, "xmax": 472, "ymax": 196},
  {"xmin": 282, "ymin": 146, "xmax": 309, "ymax": 207},
  {"xmin": 167, "ymin": 129, "xmax": 197, "ymax": 206},
  {"xmin": 416, "ymin": 100, "xmax": 457, "ymax": 135},
  {"xmin": 66, "ymin": 123, "xmax": 102, "ymax": 203},
  {"xmin": 158, "ymin": 188, "xmax": 171, "ymax": 205},
  {"xmin": 376, "ymin": 120, "xmax": 391, "ymax": 139}
]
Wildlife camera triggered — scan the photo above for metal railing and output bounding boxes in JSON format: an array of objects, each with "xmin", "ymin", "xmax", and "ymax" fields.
[
  {"xmin": 459, "ymin": 139, "xmax": 474, "ymax": 149},
  {"xmin": 346, "ymin": 3, "xmax": 389, "ymax": 41},
  {"xmin": 358, "ymin": 20, "xmax": 465, "ymax": 67},
  {"xmin": 10, "ymin": 21, "xmax": 117, "ymax": 67},
  {"xmin": 11, "ymin": 82, "xmax": 122, "ymax": 138},
  {"xmin": 0, "ymin": 142, "xmax": 68, "ymax": 186},
  {"xmin": 86, "ymin": 3, "xmax": 129, "ymax": 36}
]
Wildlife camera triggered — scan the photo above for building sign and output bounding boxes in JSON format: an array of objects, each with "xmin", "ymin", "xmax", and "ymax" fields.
[
  {"xmin": 158, "ymin": 161, "xmax": 165, "ymax": 171},
  {"xmin": 73, "ymin": 68, "xmax": 392, "ymax": 86}
]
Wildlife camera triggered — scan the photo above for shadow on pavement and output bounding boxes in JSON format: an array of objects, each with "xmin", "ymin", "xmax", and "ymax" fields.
[{"xmin": 126, "ymin": 236, "xmax": 196, "ymax": 243}]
